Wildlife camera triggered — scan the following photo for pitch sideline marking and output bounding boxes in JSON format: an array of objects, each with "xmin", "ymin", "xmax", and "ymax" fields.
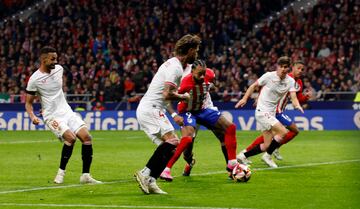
[
  {"xmin": 0, "ymin": 203, "xmax": 255, "ymax": 209},
  {"xmin": 0, "ymin": 159, "xmax": 358, "ymax": 196}
]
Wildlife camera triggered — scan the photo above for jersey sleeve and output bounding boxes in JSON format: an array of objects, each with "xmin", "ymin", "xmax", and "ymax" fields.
[
  {"xmin": 288, "ymin": 77, "xmax": 297, "ymax": 92},
  {"xmin": 178, "ymin": 74, "xmax": 192, "ymax": 94},
  {"xmin": 257, "ymin": 72, "xmax": 270, "ymax": 86},
  {"xmin": 165, "ymin": 65, "xmax": 182, "ymax": 87},
  {"xmin": 25, "ymin": 77, "xmax": 37, "ymax": 95},
  {"xmin": 296, "ymin": 79, "xmax": 309, "ymax": 103},
  {"xmin": 205, "ymin": 68, "xmax": 215, "ymax": 83}
]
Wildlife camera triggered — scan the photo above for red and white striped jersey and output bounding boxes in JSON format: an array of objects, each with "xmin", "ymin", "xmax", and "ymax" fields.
[
  {"xmin": 177, "ymin": 68, "xmax": 215, "ymax": 113},
  {"xmin": 276, "ymin": 73, "xmax": 309, "ymax": 113}
]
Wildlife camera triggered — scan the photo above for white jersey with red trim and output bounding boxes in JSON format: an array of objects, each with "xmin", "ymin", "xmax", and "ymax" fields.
[
  {"xmin": 139, "ymin": 57, "xmax": 184, "ymax": 109},
  {"xmin": 256, "ymin": 71, "xmax": 296, "ymax": 113},
  {"xmin": 26, "ymin": 64, "xmax": 73, "ymax": 121}
]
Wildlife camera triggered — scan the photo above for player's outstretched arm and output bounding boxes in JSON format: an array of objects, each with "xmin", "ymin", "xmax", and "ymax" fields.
[
  {"xmin": 25, "ymin": 94, "xmax": 40, "ymax": 125},
  {"xmin": 290, "ymin": 91, "xmax": 304, "ymax": 113},
  {"xmin": 235, "ymin": 82, "xmax": 258, "ymax": 108},
  {"xmin": 163, "ymin": 83, "xmax": 190, "ymax": 101},
  {"xmin": 165, "ymin": 101, "xmax": 184, "ymax": 126}
]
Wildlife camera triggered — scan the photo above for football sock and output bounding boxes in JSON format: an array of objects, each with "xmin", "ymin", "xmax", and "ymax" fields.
[
  {"xmin": 59, "ymin": 144, "xmax": 74, "ymax": 170},
  {"xmin": 246, "ymin": 135, "xmax": 264, "ymax": 152},
  {"xmin": 224, "ymin": 124, "xmax": 237, "ymax": 160},
  {"xmin": 146, "ymin": 142, "xmax": 176, "ymax": 179},
  {"xmin": 183, "ymin": 138, "xmax": 194, "ymax": 164},
  {"xmin": 266, "ymin": 139, "xmax": 281, "ymax": 155},
  {"xmin": 280, "ymin": 131, "xmax": 297, "ymax": 145},
  {"xmin": 81, "ymin": 144, "xmax": 93, "ymax": 173},
  {"xmin": 244, "ymin": 144, "xmax": 262, "ymax": 158},
  {"xmin": 166, "ymin": 136, "xmax": 192, "ymax": 169}
]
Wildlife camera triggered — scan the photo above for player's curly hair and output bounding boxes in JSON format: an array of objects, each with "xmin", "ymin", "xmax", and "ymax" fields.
[{"xmin": 174, "ymin": 34, "xmax": 201, "ymax": 56}]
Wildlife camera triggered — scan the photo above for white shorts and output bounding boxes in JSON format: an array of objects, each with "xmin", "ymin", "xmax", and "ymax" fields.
[
  {"xmin": 255, "ymin": 110, "xmax": 279, "ymax": 131},
  {"xmin": 45, "ymin": 112, "xmax": 86, "ymax": 140},
  {"xmin": 136, "ymin": 104, "xmax": 174, "ymax": 146}
]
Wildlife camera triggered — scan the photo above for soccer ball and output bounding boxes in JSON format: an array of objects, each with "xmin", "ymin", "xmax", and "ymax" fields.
[{"xmin": 232, "ymin": 163, "xmax": 251, "ymax": 182}]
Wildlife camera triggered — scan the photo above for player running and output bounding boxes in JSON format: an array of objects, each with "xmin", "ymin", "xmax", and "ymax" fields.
[
  {"xmin": 235, "ymin": 56, "xmax": 304, "ymax": 166},
  {"xmin": 238, "ymin": 60, "xmax": 312, "ymax": 167}
]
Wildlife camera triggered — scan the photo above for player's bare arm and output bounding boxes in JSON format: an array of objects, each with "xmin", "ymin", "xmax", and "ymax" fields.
[
  {"xmin": 25, "ymin": 94, "xmax": 40, "ymax": 125},
  {"xmin": 290, "ymin": 91, "xmax": 304, "ymax": 113},
  {"xmin": 163, "ymin": 83, "xmax": 190, "ymax": 101},
  {"xmin": 235, "ymin": 82, "xmax": 258, "ymax": 108},
  {"xmin": 165, "ymin": 101, "xmax": 184, "ymax": 126}
]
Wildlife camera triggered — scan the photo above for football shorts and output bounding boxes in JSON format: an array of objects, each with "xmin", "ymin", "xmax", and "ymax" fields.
[
  {"xmin": 136, "ymin": 105, "xmax": 174, "ymax": 146},
  {"xmin": 255, "ymin": 110, "xmax": 279, "ymax": 131},
  {"xmin": 179, "ymin": 108, "xmax": 221, "ymax": 129},
  {"xmin": 45, "ymin": 112, "xmax": 86, "ymax": 140},
  {"xmin": 276, "ymin": 112, "xmax": 293, "ymax": 127}
]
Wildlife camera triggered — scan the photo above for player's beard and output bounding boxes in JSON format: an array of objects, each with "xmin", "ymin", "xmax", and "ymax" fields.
[{"xmin": 47, "ymin": 63, "xmax": 56, "ymax": 70}]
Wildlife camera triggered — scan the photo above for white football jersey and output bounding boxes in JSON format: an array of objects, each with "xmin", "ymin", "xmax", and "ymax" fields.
[
  {"xmin": 139, "ymin": 57, "xmax": 184, "ymax": 109},
  {"xmin": 26, "ymin": 65, "xmax": 73, "ymax": 121},
  {"xmin": 256, "ymin": 71, "xmax": 296, "ymax": 112}
]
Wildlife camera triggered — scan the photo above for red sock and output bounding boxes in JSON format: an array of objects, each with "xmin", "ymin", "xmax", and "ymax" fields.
[
  {"xmin": 281, "ymin": 131, "xmax": 297, "ymax": 145},
  {"xmin": 224, "ymin": 124, "xmax": 237, "ymax": 160},
  {"xmin": 166, "ymin": 136, "xmax": 192, "ymax": 169},
  {"xmin": 246, "ymin": 135, "xmax": 264, "ymax": 152}
]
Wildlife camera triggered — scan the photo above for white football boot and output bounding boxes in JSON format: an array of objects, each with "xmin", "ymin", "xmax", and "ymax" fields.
[
  {"xmin": 80, "ymin": 173, "xmax": 102, "ymax": 184},
  {"xmin": 134, "ymin": 171, "xmax": 150, "ymax": 194},
  {"xmin": 148, "ymin": 180, "xmax": 167, "ymax": 194},
  {"xmin": 261, "ymin": 153, "xmax": 278, "ymax": 168},
  {"xmin": 236, "ymin": 152, "xmax": 252, "ymax": 165},
  {"xmin": 272, "ymin": 148, "xmax": 283, "ymax": 160},
  {"xmin": 54, "ymin": 168, "xmax": 65, "ymax": 184}
]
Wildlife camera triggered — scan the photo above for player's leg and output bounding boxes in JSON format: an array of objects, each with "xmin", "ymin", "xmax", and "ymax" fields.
[
  {"xmin": 160, "ymin": 125, "xmax": 195, "ymax": 181},
  {"xmin": 261, "ymin": 122, "xmax": 288, "ymax": 168},
  {"xmin": 76, "ymin": 127, "xmax": 102, "ymax": 184},
  {"xmin": 46, "ymin": 118, "xmax": 76, "ymax": 184},
  {"xmin": 269, "ymin": 113, "xmax": 299, "ymax": 160},
  {"xmin": 161, "ymin": 112, "xmax": 196, "ymax": 180},
  {"xmin": 135, "ymin": 107, "xmax": 177, "ymax": 194}
]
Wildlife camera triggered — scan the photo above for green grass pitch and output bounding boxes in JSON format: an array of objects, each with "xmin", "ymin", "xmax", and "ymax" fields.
[{"xmin": 0, "ymin": 130, "xmax": 359, "ymax": 209}]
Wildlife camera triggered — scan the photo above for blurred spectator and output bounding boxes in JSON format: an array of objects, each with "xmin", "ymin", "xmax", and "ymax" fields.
[
  {"xmin": 0, "ymin": 0, "xmax": 358, "ymax": 103},
  {"xmin": 92, "ymin": 101, "xmax": 105, "ymax": 111}
]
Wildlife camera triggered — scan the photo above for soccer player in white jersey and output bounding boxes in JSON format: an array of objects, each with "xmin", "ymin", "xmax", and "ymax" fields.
[
  {"xmin": 134, "ymin": 34, "xmax": 201, "ymax": 194},
  {"xmin": 25, "ymin": 47, "xmax": 101, "ymax": 184},
  {"xmin": 235, "ymin": 56, "xmax": 304, "ymax": 165}
]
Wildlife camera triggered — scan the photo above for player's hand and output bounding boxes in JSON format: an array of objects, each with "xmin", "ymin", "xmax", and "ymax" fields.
[
  {"xmin": 295, "ymin": 105, "xmax": 304, "ymax": 114},
  {"xmin": 235, "ymin": 98, "xmax": 247, "ymax": 108},
  {"xmin": 173, "ymin": 115, "xmax": 184, "ymax": 126},
  {"xmin": 181, "ymin": 92, "xmax": 190, "ymax": 101},
  {"xmin": 31, "ymin": 116, "xmax": 40, "ymax": 125}
]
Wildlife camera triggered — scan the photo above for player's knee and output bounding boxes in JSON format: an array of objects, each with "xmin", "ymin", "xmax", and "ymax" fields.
[
  {"xmin": 165, "ymin": 138, "xmax": 179, "ymax": 146},
  {"xmin": 225, "ymin": 123, "xmax": 236, "ymax": 135},
  {"xmin": 82, "ymin": 134, "xmax": 93, "ymax": 145},
  {"xmin": 63, "ymin": 132, "xmax": 76, "ymax": 145}
]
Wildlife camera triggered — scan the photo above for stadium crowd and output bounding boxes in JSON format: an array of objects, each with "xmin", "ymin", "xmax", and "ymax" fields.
[{"xmin": 0, "ymin": 0, "xmax": 358, "ymax": 104}]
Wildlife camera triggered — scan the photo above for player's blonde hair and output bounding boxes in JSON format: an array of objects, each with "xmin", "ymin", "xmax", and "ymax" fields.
[{"xmin": 174, "ymin": 34, "xmax": 201, "ymax": 56}]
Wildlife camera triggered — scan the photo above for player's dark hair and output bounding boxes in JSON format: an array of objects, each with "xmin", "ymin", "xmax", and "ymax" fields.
[
  {"xmin": 191, "ymin": 59, "xmax": 206, "ymax": 70},
  {"xmin": 277, "ymin": 56, "xmax": 291, "ymax": 66},
  {"xmin": 293, "ymin": 60, "xmax": 305, "ymax": 66},
  {"xmin": 40, "ymin": 46, "xmax": 57, "ymax": 55},
  {"xmin": 174, "ymin": 34, "xmax": 201, "ymax": 56}
]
